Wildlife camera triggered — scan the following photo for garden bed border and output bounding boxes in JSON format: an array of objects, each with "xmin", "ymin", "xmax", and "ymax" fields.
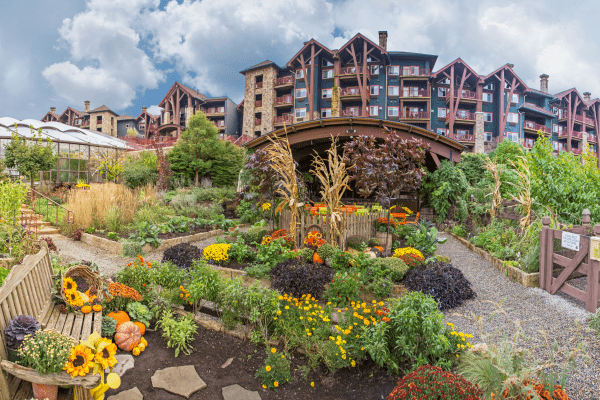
[
  {"xmin": 446, "ymin": 232, "xmax": 539, "ymax": 288},
  {"xmin": 0, "ymin": 259, "xmax": 14, "ymax": 270}
]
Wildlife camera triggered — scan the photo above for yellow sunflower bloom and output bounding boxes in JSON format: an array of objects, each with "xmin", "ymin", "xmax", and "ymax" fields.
[
  {"xmin": 62, "ymin": 277, "xmax": 77, "ymax": 294},
  {"xmin": 95, "ymin": 340, "xmax": 118, "ymax": 370},
  {"xmin": 65, "ymin": 345, "xmax": 95, "ymax": 377}
]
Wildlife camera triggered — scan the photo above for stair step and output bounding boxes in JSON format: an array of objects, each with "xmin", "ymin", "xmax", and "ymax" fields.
[{"xmin": 36, "ymin": 227, "xmax": 61, "ymax": 235}]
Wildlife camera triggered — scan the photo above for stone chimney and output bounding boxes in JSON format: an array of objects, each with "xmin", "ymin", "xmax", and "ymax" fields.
[
  {"xmin": 84, "ymin": 101, "xmax": 90, "ymax": 112},
  {"xmin": 507, "ymin": 63, "xmax": 514, "ymax": 68},
  {"xmin": 584, "ymin": 92, "xmax": 591, "ymax": 102},
  {"xmin": 142, "ymin": 107, "xmax": 148, "ymax": 113},
  {"xmin": 540, "ymin": 74, "xmax": 549, "ymax": 94},
  {"xmin": 378, "ymin": 31, "xmax": 388, "ymax": 51},
  {"xmin": 50, "ymin": 107, "xmax": 56, "ymax": 114}
]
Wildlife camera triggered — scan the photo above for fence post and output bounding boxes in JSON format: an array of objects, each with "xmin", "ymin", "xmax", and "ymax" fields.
[
  {"xmin": 588, "ymin": 224, "xmax": 600, "ymax": 313},
  {"xmin": 540, "ymin": 216, "xmax": 551, "ymax": 291},
  {"xmin": 582, "ymin": 208, "xmax": 591, "ymax": 234}
]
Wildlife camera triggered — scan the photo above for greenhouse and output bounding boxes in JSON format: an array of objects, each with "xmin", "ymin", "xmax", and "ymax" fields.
[{"xmin": 0, "ymin": 117, "xmax": 129, "ymax": 183}]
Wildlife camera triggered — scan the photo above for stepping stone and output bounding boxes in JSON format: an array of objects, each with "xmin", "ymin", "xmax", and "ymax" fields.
[
  {"xmin": 111, "ymin": 354, "xmax": 135, "ymax": 377},
  {"xmin": 152, "ymin": 365, "xmax": 207, "ymax": 398},
  {"xmin": 222, "ymin": 384, "xmax": 262, "ymax": 400},
  {"xmin": 107, "ymin": 387, "xmax": 143, "ymax": 400}
]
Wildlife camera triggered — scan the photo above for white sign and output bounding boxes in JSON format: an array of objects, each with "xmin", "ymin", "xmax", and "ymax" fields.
[{"xmin": 561, "ymin": 232, "xmax": 581, "ymax": 251}]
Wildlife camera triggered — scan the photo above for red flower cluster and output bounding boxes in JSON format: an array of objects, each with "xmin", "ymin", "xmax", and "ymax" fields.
[
  {"xmin": 387, "ymin": 365, "xmax": 483, "ymax": 400},
  {"xmin": 396, "ymin": 253, "xmax": 425, "ymax": 268},
  {"xmin": 376, "ymin": 217, "xmax": 398, "ymax": 228},
  {"xmin": 376, "ymin": 307, "xmax": 391, "ymax": 323},
  {"xmin": 491, "ymin": 380, "xmax": 569, "ymax": 400}
]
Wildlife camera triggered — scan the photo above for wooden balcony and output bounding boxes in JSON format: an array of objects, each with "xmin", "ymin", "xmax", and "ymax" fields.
[
  {"xmin": 341, "ymin": 108, "xmax": 367, "ymax": 117},
  {"xmin": 254, "ymin": 118, "xmax": 261, "ymax": 126},
  {"xmin": 572, "ymin": 147, "xmax": 583, "ymax": 155},
  {"xmin": 203, "ymin": 107, "xmax": 226, "ymax": 117},
  {"xmin": 574, "ymin": 114, "xmax": 595, "ymax": 127},
  {"xmin": 274, "ymin": 95, "xmax": 294, "ymax": 108},
  {"xmin": 255, "ymin": 82, "xmax": 263, "ymax": 89},
  {"xmin": 339, "ymin": 66, "xmax": 370, "ymax": 81},
  {"xmin": 400, "ymin": 111, "xmax": 429, "ymax": 121},
  {"xmin": 273, "ymin": 114, "xmax": 294, "ymax": 126},
  {"xmin": 399, "ymin": 68, "xmax": 430, "ymax": 78},
  {"xmin": 523, "ymin": 120, "xmax": 551, "ymax": 135},
  {"xmin": 273, "ymin": 76, "xmax": 294, "ymax": 88},
  {"xmin": 558, "ymin": 131, "xmax": 584, "ymax": 140},
  {"xmin": 340, "ymin": 86, "xmax": 366, "ymax": 101},
  {"xmin": 448, "ymin": 132, "xmax": 475, "ymax": 144},
  {"xmin": 401, "ymin": 88, "xmax": 430, "ymax": 100},
  {"xmin": 446, "ymin": 111, "xmax": 476, "ymax": 124},
  {"xmin": 523, "ymin": 138, "xmax": 536, "ymax": 149},
  {"xmin": 446, "ymin": 89, "xmax": 478, "ymax": 104},
  {"xmin": 255, "ymin": 100, "xmax": 263, "ymax": 108},
  {"xmin": 588, "ymin": 134, "xmax": 598, "ymax": 143}
]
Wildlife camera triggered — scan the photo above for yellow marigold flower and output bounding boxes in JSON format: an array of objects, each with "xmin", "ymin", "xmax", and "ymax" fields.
[
  {"xmin": 266, "ymin": 365, "xmax": 271, "ymax": 372},
  {"xmin": 274, "ymin": 381, "xmax": 279, "ymax": 388},
  {"xmin": 351, "ymin": 360, "xmax": 356, "ymax": 367},
  {"xmin": 262, "ymin": 384, "xmax": 267, "ymax": 389},
  {"xmin": 392, "ymin": 247, "xmax": 424, "ymax": 259},
  {"xmin": 271, "ymin": 348, "xmax": 277, "ymax": 354},
  {"xmin": 277, "ymin": 296, "xmax": 283, "ymax": 300},
  {"xmin": 276, "ymin": 310, "xmax": 282, "ymax": 315},
  {"xmin": 311, "ymin": 382, "xmax": 314, "ymax": 387},
  {"xmin": 261, "ymin": 203, "xmax": 271, "ymax": 211},
  {"xmin": 364, "ymin": 319, "xmax": 370, "ymax": 326},
  {"xmin": 285, "ymin": 306, "xmax": 289, "ymax": 310}
]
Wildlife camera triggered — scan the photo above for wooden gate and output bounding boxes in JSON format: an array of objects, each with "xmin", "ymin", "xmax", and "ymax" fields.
[{"xmin": 539, "ymin": 214, "xmax": 600, "ymax": 313}]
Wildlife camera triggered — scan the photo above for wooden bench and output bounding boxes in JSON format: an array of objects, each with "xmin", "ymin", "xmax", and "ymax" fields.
[{"xmin": 0, "ymin": 242, "xmax": 101, "ymax": 400}]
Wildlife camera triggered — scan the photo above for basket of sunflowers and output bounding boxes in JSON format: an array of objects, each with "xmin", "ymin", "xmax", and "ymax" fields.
[{"xmin": 61, "ymin": 265, "xmax": 104, "ymax": 311}]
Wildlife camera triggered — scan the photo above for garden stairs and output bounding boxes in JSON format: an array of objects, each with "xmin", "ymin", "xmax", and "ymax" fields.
[{"xmin": 19, "ymin": 205, "xmax": 61, "ymax": 235}]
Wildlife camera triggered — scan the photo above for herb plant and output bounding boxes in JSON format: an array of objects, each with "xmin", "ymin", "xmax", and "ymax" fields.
[
  {"xmin": 156, "ymin": 312, "xmax": 198, "ymax": 357},
  {"xmin": 130, "ymin": 222, "xmax": 162, "ymax": 247},
  {"xmin": 255, "ymin": 348, "xmax": 292, "ymax": 390}
]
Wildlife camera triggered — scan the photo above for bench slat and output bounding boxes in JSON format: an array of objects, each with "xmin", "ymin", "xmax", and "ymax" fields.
[
  {"xmin": 53, "ymin": 311, "xmax": 67, "ymax": 334},
  {"xmin": 92, "ymin": 312, "xmax": 102, "ymax": 336},
  {"xmin": 15, "ymin": 285, "xmax": 31, "ymax": 317},
  {"xmin": 8, "ymin": 292, "xmax": 20, "ymax": 317},
  {"xmin": 81, "ymin": 313, "xmax": 93, "ymax": 341},
  {"xmin": 24, "ymin": 274, "xmax": 42, "ymax": 315},
  {"xmin": 71, "ymin": 313, "xmax": 84, "ymax": 341},
  {"xmin": 61, "ymin": 313, "xmax": 75, "ymax": 337},
  {"xmin": 46, "ymin": 306, "xmax": 61, "ymax": 331}
]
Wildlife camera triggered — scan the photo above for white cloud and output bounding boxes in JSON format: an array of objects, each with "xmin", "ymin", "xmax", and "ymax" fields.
[
  {"xmin": 42, "ymin": 0, "xmax": 165, "ymax": 109},
  {"xmin": 146, "ymin": 105, "xmax": 163, "ymax": 115}
]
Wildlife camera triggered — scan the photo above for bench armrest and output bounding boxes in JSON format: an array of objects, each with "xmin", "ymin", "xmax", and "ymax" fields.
[{"xmin": 1, "ymin": 360, "xmax": 100, "ymax": 389}]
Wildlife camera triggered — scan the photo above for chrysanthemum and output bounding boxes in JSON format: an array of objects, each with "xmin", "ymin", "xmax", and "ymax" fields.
[{"xmin": 65, "ymin": 345, "xmax": 95, "ymax": 377}]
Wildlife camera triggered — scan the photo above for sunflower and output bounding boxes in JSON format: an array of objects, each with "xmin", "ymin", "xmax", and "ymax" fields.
[
  {"xmin": 62, "ymin": 277, "xmax": 77, "ymax": 294},
  {"xmin": 66, "ymin": 291, "xmax": 84, "ymax": 307},
  {"xmin": 65, "ymin": 345, "xmax": 95, "ymax": 377},
  {"xmin": 95, "ymin": 339, "xmax": 118, "ymax": 370}
]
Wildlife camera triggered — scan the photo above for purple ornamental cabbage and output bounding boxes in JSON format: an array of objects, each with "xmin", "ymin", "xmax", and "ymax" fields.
[{"xmin": 5, "ymin": 315, "xmax": 40, "ymax": 350}]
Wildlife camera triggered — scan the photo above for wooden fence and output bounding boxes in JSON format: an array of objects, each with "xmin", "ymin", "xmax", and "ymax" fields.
[
  {"xmin": 539, "ymin": 210, "xmax": 600, "ymax": 313},
  {"xmin": 279, "ymin": 209, "xmax": 390, "ymax": 250}
]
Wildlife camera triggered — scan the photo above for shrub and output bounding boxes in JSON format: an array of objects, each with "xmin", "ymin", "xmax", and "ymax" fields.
[
  {"xmin": 373, "ymin": 258, "xmax": 410, "ymax": 282},
  {"xmin": 162, "ymin": 243, "xmax": 203, "ymax": 269},
  {"xmin": 122, "ymin": 154, "xmax": 158, "ymax": 189},
  {"xmin": 346, "ymin": 235, "xmax": 368, "ymax": 251},
  {"xmin": 367, "ymin": 237, "xmax": 380, "ymax": 247},
  {"xmin": 255, "ymin": 348, "xmax": 292, "ymax": 390},
  {"xmin": 316, "ymin": 243, "xmax": 335, "ymax": 261},
  {"xmin": 295, "ymin": 248, "xmax": 314, "ymax": 263},
  {"xmin": 451, "ymin": 224, "xmax": 467, "ymax": 238},
  {"xmin": 324, "ymin": 270, "xmax": 363, "ymax": 307},
  {"xmin": 39, "ymin": 237, "xmax": 57, "ymax": 251},
  {"xmin": 244, "ymin": 226, "xmax": 268, "ymax": 244},
  {"xmin": 270, "ymin": 258, "xmax": 333, "ymax": 300},
  {"xmin": 458, "ymin": 153, "xmax": 489, "ymax": 186},
  {"xmin": 121, "ymin": 240, "xmax": 144, "ymax": 258},
  {"xmin": 403, "ymin": 263, "xmax": 476, "ymax": 310},
  {"xmin": 423, "ymin": 160, "xmax": 468, "ymax": 222},
  {"xmin": 387, "ymin": 365, "xmax": 483, "ymax": 400}
]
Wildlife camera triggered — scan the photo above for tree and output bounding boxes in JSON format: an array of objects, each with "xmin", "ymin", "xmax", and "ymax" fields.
[
  {"xmin": 3, "ymin": 125, "xmax": 57, "ymax": 187},
  {"xmin": 0, "ymin": 159, "xmax": 9, "ymax": 184},
  {"xmin": 169, "ymin": 112, "xmax": 244, "ymax": 187}
]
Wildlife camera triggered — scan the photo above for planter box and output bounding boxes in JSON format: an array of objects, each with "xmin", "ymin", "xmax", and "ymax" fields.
[
  {"xmin": 0, "ymin": 258, "xmax": 15, "ymax": 269},
  {"xmin": 446, "ymin": 232, "xmax": 539, "ymax": 288}
]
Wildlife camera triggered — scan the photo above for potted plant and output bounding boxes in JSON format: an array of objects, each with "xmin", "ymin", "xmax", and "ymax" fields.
[
  {"xmin": 17, "ymin": 329, "xmax": 76, "ymax": 400},
  {"xmin": 4, "ymin": 315, "xmax": 40, "ymax": 362}
]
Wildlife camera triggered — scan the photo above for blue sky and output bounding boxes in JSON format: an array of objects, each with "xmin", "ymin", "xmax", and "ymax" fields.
[{"xmin": 3, "ymin": 0, "xmax": 600, "ymax": 120}]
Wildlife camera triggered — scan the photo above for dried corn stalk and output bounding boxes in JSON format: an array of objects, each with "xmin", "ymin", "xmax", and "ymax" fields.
[
  {"xmin": 484, "ymin": 158, "xmax": 503, "ymax": 219},
  {"xmin": 310, "ymin": 137, "xmax": 350, "ymax": 247},
  {"xmin": 507, "ymin": 156, "xmax": 533, "ymax": 228},
  {"xmin": 264, "ymin": 134, "xmax": 302, "ymax": 246}
]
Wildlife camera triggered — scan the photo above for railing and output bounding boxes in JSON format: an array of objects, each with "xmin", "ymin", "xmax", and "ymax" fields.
[
  {"xmin": 588, "ymin": 134, "xmax": 598, "ymax": 143},
  {"xmin": 447, "ymin": 111, "xmax": 476, "ymax": 122},
  {"xmin": 124, "ymin": 136, "xmax": 178, "ymax": 150},
  {"xmin": 449, "ymin": 132, "xmax": 474, "ymax": 142},
  {"xmin": 523, "ymin": 138, "xmax": 536, "ymax": 149},
  {"xmin": 29, "ymin": 188, "xmax": 74, "ymax": 230},
  {"xmin": 401, "ymin": 88, "xmax": 430, "ymax": 98},
  {"xmin": 255, "ymin": 118, "xmax": 262, "ymax": 126},
  {"xmin": 524, "ymin": 120, "xmax": 551, "ymax": 134},
  {"xmin": 273, "ymin": 115, "xmax": 294, "ymax": 125},
  {"xmin": 339, "ymin": 66, "xmax": 370, "ymax": 79},
  {"xmin": 255, "ymin": 82, "xmax": 263, "ymax": 89},
  {"xmin": 401, "ymin": 111, "xmax": 429, "ymax": 120},
  {"xmin": 574, "ymin": 114, "xmax": 595, "ymax": 126},
  {"xmin": 340, "ymin": 87, "xmax": 362, "ymax": 96},
  {"xmin": 399, "ymin": 68, "xmax": 430, "ymax": 77},
  {"xmin": 446, "ymin": 89, "xmax": 478, "ymax": 101},
  {"xmin": 274, "ymin": 76, "xmax": 294, "ymax": 86},
  {"xmin": 274, "ymin": 95, "xmax": 293, "ymax": 106},
  {"xmin": 255, "ymin": 100, "xmax": 263, "ymax": 108},
  {"xmin": 203, "ymin": 107, "xmax": 225, "ymax": 115},
  {"xmin": 341, "ymin": 108, "xmax": 368, "ymax": 117},
  {"xmin": 572, "ymin": 147, "xmax": 583, "ymax": 155},
  {"xmin": 215, "ymin": 120, "xmax": 225, "ymax": 128}
]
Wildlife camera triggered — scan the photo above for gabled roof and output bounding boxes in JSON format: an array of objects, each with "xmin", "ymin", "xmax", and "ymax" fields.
[
  {"xmin": 286, "ymin": 39, "xmax": 334, "ymax": 68},
  {"xmin": 388, "ymin": 51, "xmax": 437, "ymax": 67},
  {"xmin": 158, "ymin": 82, "xmax": 208, "ymax": 108},
  {"xmin": 338, "ymin": 33, "xmax": 387, "ymax": 56},
  {"xmin": 586, "ymin": 98, "xmax": 600, "ymax": 106},
  {"xmin": 237, "ymin": 99, "xmax": 244, "ymax": 111},
  {"xmin": 41, "ymin": 111, "xmax": 59, "ymax": 121},
  {"xmin": 431, "ymin": 58, "xmax": 479, "ymax": 80},
  {"xmin": 239, "ymin": 60, "xmax": 282, "ymax": 75},
  {"xmin": 484, "ymin": 64, "xmax": 528, "ymax": 90},
  {"xmin": 526, "ymin": 88, "xmax": 555, "ymax": 98},
  {"xmin": 59, "ymin": 107, "xmax": 83, "ymax": 118},
  {"xmin": 89, "ymin": 105, "xmax": 118, "ymax": 115},
  {"xmin": 518, "ymin": 102, "xmax": 557, "ymax": 119},
  {"xmin": 117, "ymin": 115, "xmax": 135, "ymax": 121},
  {"xmin": 552, "ymin": 88, "xmax": 588, "ymax": 109},
  {"xmin": 136, "ymin": 111, "xmax": 160, "ymax": 121}
]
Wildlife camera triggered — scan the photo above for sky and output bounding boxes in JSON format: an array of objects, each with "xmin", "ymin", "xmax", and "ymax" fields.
[{"xmin": 2, "ymin": 0, "xmax": 600, "ymax": 120}]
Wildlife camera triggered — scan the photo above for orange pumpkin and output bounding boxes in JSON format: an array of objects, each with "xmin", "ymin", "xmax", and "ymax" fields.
[
  {"xmin": 115, "ymin": 322, "xmax": 141, "ymax": 352},
  {"xmin": 313, "ymin": 252, "xmax": 324, "ymax": 264},
  {"xmin": 108, "ymin": 311, "xmax": 130, "ymax": 326},
  {"xmin": 374, "ymin": 246, "xmax": 384, "ymax": 253},
  {"xmin": 133, "ymin": 321, "xmax": 146, "ymax": 336},
  {"xmin": 92, "ymin": 304, "xmax": 103, "ymax": 312},
  {"xmin": 81, "ymin": 305, "xmax": 92, "ymax": 314}
]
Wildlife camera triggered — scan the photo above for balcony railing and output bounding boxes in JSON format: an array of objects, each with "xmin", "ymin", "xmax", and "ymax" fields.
[
  {"xmin": 342, "ymin": 108, "xmax": 367, "ymax": 117},
  {"xmin": 559, "ymin": 131, "xmax": 584, "ymax": 140},
  {"xmin": 274, "ymin": 94, "xmax": 293, "ymax": 106},
  {"xmin": 255, "ymin": 100, "xmax": 263, "ymax": 108},
  {"xmin": 214, "ymin": 120, "xmax": 225, "ymax": 128},
  {"xmin": 446, "ymin": 89, "xmax": 478, "ymax": 102},
  {"xmin": 340, "ymin": 87, "xmax": 362, "ymax": 96},
  {"xmin": 255, "ymin": 81, "xmax": 263, "ymax": 89},
  {"xmin": 273, "ymin": 76, "xmax": 294, "ymax": 86},
  {"xmin": 524, "ymin": 120, "xmax": 551, "ymax": 134},
  {"xmin": 399, "ymin": 68, "xmax": 430, "ymax": 77},
  {"xmin": 447, "ymin": 111, "xmax": 476, "ymax": 122},
  {"xmin": 588, "ymin": 134, "xmax": 598, "ymax": 143},
  {"xmin": 523, "ymin": 138, "xmax": 536, "ymax": 149},
  {"xmin": 339, "ymin": 66, "xmax": 370, "ymax": 79},
  {"xmin": 204, "ymin": 107, "xmax": 225, "ymax": 115},
  {"xmin": 401, "ymin": 88, "xmax": 430, "ymax": 98},
  {"xmin": 254, "ymin": 118, "xmax": 261, "ymax": 126},
  {"xmin": 449, "ymin": 132, "xmax": 474, "ymax": 143},
  {"xmin": 572, "ymin": 147, "xmax": 583, "ymax": 155},
  {"xmin": 401, "ymin": 111, "xmax": 429, "ymax": 120},
  {"xmin": 273, "ymin": 115, "xmax": 294, "ymax": 125},
  {"xmin": 574, "ymin": 114, "xmax": 595, "ymax": 126}
]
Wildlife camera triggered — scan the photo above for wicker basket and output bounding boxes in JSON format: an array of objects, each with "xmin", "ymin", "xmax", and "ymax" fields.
[{"xmin": 60, "ymin": 265, "xmax": 103, "ymax": 304}]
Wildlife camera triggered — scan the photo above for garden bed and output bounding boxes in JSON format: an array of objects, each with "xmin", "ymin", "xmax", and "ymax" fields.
[
  {"xmin": 0, "ymin": 258, "xmax": 15, "ymax": 269},
  {"xmin": 446, "ymin": 232, "xmax": 539, "ymax": 287}
]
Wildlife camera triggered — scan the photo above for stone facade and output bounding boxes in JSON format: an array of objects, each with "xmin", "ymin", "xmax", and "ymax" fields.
[
  {"xmin": 474, "ymin": 112, "xmax": 485, "ymax": 154},
  {"xmin": 89, "ymin": 111, "xmax": 118, "ymax": 136},
  {"xmin": 185, "ymin": 107, "xmax": 194, "ymax": 127},
  {"xmin": 163, "ymin": 112, "xmax": 171, "ymax": 125},
  {"xmin": 331, "ymin": 87, "xmax": 340, "ymax": 117},
  {"xmin": 242, "ymin": 65, "xmax": 278, "ymax": 137}
]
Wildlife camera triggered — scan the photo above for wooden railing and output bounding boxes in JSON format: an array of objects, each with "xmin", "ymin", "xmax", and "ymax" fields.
[
  {"xmin": 340, "ymin": 87, "xmax": 362, "ymax": 96},
  {"xmin": 399, "ymin": 68, "xmax": 430, "ymax": 77},
  {"xmin": 401, "ymin": 111, "xmax": 429, "ymax": 120},
  {"xmin": 342, "ymin": 108, "xmax": 367, "ymax": 117},
  {"xmin": 446, "ymin": 89, "xmax": 478, "ymax": 101},
  {"xmin": 273, "ymin": 115, "xmax": 294, "ymax": 125},
  {"xmin": 274, "ymin": 95, "xmax": 293, "ymax": 106},
  {"xmin": 29, "ymin": 188, "xmax": 74, "ymax": 229},
  {"xmin": 339, "ymin": 66, "xmax": 370, "ymax": 79},
  {"xmin": 274, "ymin": 76, "xmax": 294, "ymax": 86},
  {"xmin": 447, "ymin": 111, "xmax": 476, "ymax": 122},
  {"xmin": 255, "ymin": 82, "xmax": 263, "ymax": 89},
  {"xmin": 448, "ymin": 132, "xmax": 474, "ymax": 142},
  {"xmin": 588, "ymin": 134, "xmax": 598, "ymax": 143},
  {"xmin": 254, "ymin": 118, "xmax": 261, "ymax": 126},
  {"xmin": 574, "ymin": 114, "xmax": 595, "ymax": 126},
  {"xmin": 401, "ymin": 88, "xmax": 430, "ymax": 98},
  {"xmin": 255, "ymin": 100, "xmax": 263, "ymax": 108},
  {"xmin": 203, "ymin": 107, "xmax": 225, "ymax": 115},
  {"xmin": 524, "ymin": 120, "xmax": 551, "ymax": 134}
]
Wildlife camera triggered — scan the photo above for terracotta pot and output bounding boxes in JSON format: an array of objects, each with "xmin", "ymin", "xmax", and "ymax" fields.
[{"xmin": 32, "ymin": 382, "xmax": 58, "ymax": 400}]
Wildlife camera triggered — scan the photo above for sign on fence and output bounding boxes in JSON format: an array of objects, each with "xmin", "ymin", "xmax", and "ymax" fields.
[
  {"xmin": 561, "ymin": 231, "xmax": 581, "ymax": 251},
  {"xmin": 591, "ymin": 237, "xmax": 600, "ymax": 261}
]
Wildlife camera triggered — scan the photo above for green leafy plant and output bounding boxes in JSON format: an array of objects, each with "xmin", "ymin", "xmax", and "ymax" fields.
[
  {"xmin": 106, "ymin": 232, "xmax": 119, "ymax": 241},
  {"xmin": 324, "ymin": 270, "xmax": 363, "ymax": 307},
  {"xmin": 346, "ymin": 235, "xmax": 368, "ymax": 251},
  {"xmin": 372, "ymin": 257, "xmax": 410, "ymax": 282},
  {"xmin": 588, "ymin": 310, "xmax": 600, "ymax": 336},
  {"xmin": 244, "ymin": 226, "xmax": 268, "ymax": 244},
  {"xmin": 228, "ymin": 238, "xmax": 256, "ymax": 264},
  {"xmin": 185, "ymin": 262, "xmax": 224, "ymax": 314},
  {"xmin": 129, "ymin": 222, "xmax": 162, "ymax": 248},
  {"xmin": 405, "ymin": 221, "xmax": 447, "ymax": 257},
  {"xmin": 121, "ymin": 240, "xmax": 144, "ymax": 258},
  {"xmin": 316, "ymin": 243, "xmax": 335, "ymax": 261},
  {"xmin": 451, "ymin": 224, "xmax": 467, "ymax": 238},
  {"xmin": 166, "ymin": 216, "xmax": 190, "ymax": 233},
  {"xmin": 255, "ymin": 348, "xmax": 292, "ymax": 390},
  {"xmin": 126, "ymin": 302, "xmax": 152, "ymax": 326},
  {"xmin": 101, "ymin": 315, "xmax": 118, "ymax": 337},
  {"xmin": 17, "ymin": 329, "xmax": 76, "ymax": 374},
  {"xmin": 156, "ymin": 312, "xmax": 198, "ymax": 357},
  {"xmin": 422, "ymin": 160, "xmax": 469, "ymax": 222}
]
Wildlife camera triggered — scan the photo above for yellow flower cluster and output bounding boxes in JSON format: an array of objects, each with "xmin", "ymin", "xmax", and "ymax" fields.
[
  {"xmin": 261, "ymin": 203, "xmax": 272, "ymax": 211},
  {"xmin": 261, "ymin": 236, "xmax": 272, "ymax": 245},
  {"xmin": 393, "ymin": 247, "xmax": 424, "ymax": 259},
  {"xmin": 203, "ymin": 243, "xmax": 231, "ymax": 264},
  {"xmin": 446, "ymin": 322, "xmax": 474, "ymax": 353},
  {"xmin": 402, "ymin": 207, "xmax": 413, "ymax": 215}
]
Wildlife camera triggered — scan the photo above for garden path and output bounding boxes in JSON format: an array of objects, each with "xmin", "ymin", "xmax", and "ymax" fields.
[{"xmin": 437, "ymin": 234, "xmax": 600, "ymax": 398}]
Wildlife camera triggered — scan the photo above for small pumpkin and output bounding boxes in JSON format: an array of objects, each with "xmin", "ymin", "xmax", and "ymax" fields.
[
  {"xmin": 313, "ymin": 252, "xmax": 324, "ymax": 264},
  {"xmin": 81, "ymin": 304, "xmax": 92, "ymax": 314},
  {"xmin": 133, "ymin": 321, "xmax": 146, "ymax": 336},
  {"xmin": 108, "ymin": 311, "xmax": 130, "ymax": 326},
  {"xmin": 92, "ymin": 304, "xmax": 103, "ymax": 312},
  {"xmin": 374, "ymin": 246, "xmax": 384, "ymax": 253},
  {"xmin": 115, "ymin": 321, "xmax": 141, "ymax": 352},
  {"xmin": 138, "ymin": 343, "xmax": 146, "ymax": 351},
  {"xmin": 132, "ymin": 346, "xmax": 141, "ymax": 356}
]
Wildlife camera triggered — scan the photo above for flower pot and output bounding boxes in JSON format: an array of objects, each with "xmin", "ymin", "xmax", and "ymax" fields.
[
  {"xmin": 7, "ymin": 348, "xmax": 20, "ymax": 363},
  {"xmin": 32, "ymin": 382, "xmax": 58, "ymax": 400}
]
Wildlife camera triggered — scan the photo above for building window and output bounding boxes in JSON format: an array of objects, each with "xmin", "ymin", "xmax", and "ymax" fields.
[
  {"xmin": 387, "ymin": 106, "xmax": 399, "ymax": 117},
  {"xmin": 322, "ymin": 69, "xmax": 334, "ymax": 79},
  {"xmin": 388, "ymin": 66, "xmax": 400, "ymax": 75},
  {"xmin": 369, "ymin": 106, "xmax": 379, "ymax": 117},
  {"xmin": 483, "ymin": 83, "xmax": 494, "ymax": 90},
  {"xmin": 437, "ymin": 107, "xmax": 447, "ymax": 118},
  {"xmin": 483, "ymin": 93, "xmax": 493, "ymax": 102},
  {"xmin": 295, "ymin": 108, "xmax": 306, "ymax": 118},
  {"xmin": 483, "ymin": 112, "xmax": 493, "ymax": 122},
  {"xmin": 322, "ymin": 88, "xmax": 332, "ymax": 98},
  {"xmin": 507, "ymin": 112, "xmax": 519, "ymax": 124},
  {"xmin": 295, "ymin": 88, "xmax": 307, "ymax": 98},
  {"xmin": 322, "ymin": 59, "xmax": 333, "ymax": 67},
  {"xmin": 371, "ymin": 65, "xmax": 380, "ymax": 75},
  {"xmin": 438, "ymin": 87, "xmax": 448, "ymax": 97},
  {"xmin": 321, "ymin": 108, "xmax": 331, "ymax": 118},
  {"xmin": 97, "ymin": 116, "xmax": 102, "ymax": 124},
  {"xmin": 97, "ymin": 127, "xmax": 102, "ymax": 133},
  {"xmin": 403, "ymin": 87, "xmax": 420, "ymax": 97},
  {"xmin": 402, "ymin": 66, "xmax": 420, "ymax": 76},
  {"xmin": 484, "ymin": 132, "xmax": 492, "ymax": 142},
  {"xmin": 511, "ymin": 93, "xmax": 519, "ymax": 104},
  {"xmin": 125, "ymin": 124, "xmax": 129, "ymax": 128},
  {"xmin": 388, "ymin": 86, "xmax": 399, "ymax": 96},
  {"xmin": 437, "ymin": 128, "xmax": 447, "ymax": 135},
  {"xmin": 370, "ymin": 85, "xmax": 379, "ymax": 96},
  {"xmin": 296, "ymin": 69, "xmax": 304, "ymax": 79},
  {"xmin": 553, "ymin": 124, "xmax": 564, "ymax": 134},
  {"xmin": 217, "ymin": 106, "xmax": 225, "ymax": 113},
  {"xmin": 506, "ymin": 131, "xmax": 519, "ymax": 142}
]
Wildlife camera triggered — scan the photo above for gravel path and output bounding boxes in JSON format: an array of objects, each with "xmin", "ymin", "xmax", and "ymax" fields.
[{"xmin": 437, "ymin": 234, "xmax": 599, "ymax": 400}]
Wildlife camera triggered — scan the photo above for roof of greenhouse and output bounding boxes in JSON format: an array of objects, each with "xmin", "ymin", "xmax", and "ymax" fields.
[{"xmin": 0, "ymin": 117, "xmax": 130, "ymax": 149}]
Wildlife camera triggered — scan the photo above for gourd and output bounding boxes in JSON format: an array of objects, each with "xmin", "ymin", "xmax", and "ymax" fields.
[
  {"xmin": 133, "ymin": 321, "xmax": 146, "ymax": 336},
  {"xmin": 107, "ymin": 311, "xmax": 130, "ymax": 326},
  {"xmin": 313, "ymin": 252, "xmax": 324, "ymax": 264},
  {"xmin": 81, "ymin": 305, "xmax": 92, "ymax": 314},
  {"xmin": 92, "ymin": 304, "xmax": 103, "ymax": 312},
  {"xmin": 114, "ymin": 322, "xmax": 141, "ymax": 352}
]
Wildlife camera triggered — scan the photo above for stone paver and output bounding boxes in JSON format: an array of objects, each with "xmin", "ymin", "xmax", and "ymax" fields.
[
  {"xmin": 222, "ymin": 384, "xmax": 262, "ymax": 400},
  {"xmin": 107, "ymin": 387, "xmax": 143, "ymax": 400},
  {"xmin": 151, "ymin": 365, "xmax": 207, "ymax": 398},
  {"xmin": 111, "ymin": 354, "xmax": 135, "ymax": 377}
]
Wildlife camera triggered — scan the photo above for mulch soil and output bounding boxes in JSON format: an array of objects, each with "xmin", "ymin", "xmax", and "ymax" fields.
[
  {"xmin": 92, "ymin": 226, "xmax": 216, "ymax": 242},
  {"xmin": 106, "ymin": 325, "xmax": 399, "ymax": 400}
]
